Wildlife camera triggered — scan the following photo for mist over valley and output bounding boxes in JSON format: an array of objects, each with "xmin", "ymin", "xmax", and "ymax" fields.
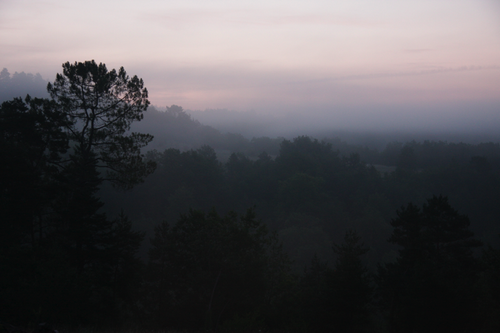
[{"xmin": 2, "ymin": 0, "xmax": 500, "ymax": 331}]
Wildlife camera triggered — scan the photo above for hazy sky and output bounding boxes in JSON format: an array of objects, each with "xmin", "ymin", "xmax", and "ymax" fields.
[{"xmin": 1, "ymin": 0, "xmax": 499, "ymax": 131}]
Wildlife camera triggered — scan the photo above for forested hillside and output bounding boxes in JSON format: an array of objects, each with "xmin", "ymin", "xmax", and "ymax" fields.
[
  {"xmin": 101, "ymin": 135, "xmax": 500, "ymax": 268},
  {"xmin": 2, "ymin": 63, "xmax": 500, "ymax": 332}
]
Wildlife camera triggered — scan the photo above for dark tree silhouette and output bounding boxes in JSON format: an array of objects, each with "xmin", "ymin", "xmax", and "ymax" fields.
[
  {"xmin": 0, "ymin": 61, "xmax": 154, "ymax": 325},
  {"xmin": 43, "ymin": 60, "xmax": 155, "ymax": 270},
  {"xmin": 298, "ymin": 230, "xmax": 371, "ymax": 333},
  {"xmin": 0, "ymin": 96, "xmax": 70, "ymax": 325},
  {"xmin": 0, "ymin": 96, "xmax": 69, "ymax": 249},
  {"xmin": 47, "ymin": 60, "xmax": 155, "ymax": 189},
  {"xmin": 43, "ymin": 61, "xmax": 153, "ymax": 323},
  {"xmin": 478, "ymin": 238, "xmax": 500, "ymax": 332},
  {"xmin": 146, "ymin": 208, "xmax": 289, "ymax": 331},
  {"xmin": 329, "ymin": 230, "xmax": 372, "ymax": 333},
  {"xmin": 378, "ymin": 195, "xmax": 482, "ymax": 333}
]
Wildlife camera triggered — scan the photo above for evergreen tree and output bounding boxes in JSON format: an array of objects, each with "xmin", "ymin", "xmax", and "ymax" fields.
[
  {"xmin": 44, "ymin": 61, "xmax": 153, "ymax": 324},
  {"xmin": 478, "ymin": 239, "xmax": 500, "ymax": 332},
  {"xmin": 329, "ymin": 230, "xmax": 372, "ymax": 333},
  {"xmin": 298, "ymin": 230, "xmax": 371, "ymax": 333},
  {"xmin": 0, "ymin": 96, "xmax": 70, "ymax": 325},
  {"xmin": 299, "ymin": 255, "xmax": 331, "ymax": 332},
  {"xmin": 47, "ymin": 60, "xmax": 155, "ymax": 189},
  {"xmin": 378, "ymin": 196, "xmax": 482, "ymax": 333},
  {"xmin": 0, "ymin": 96, "xmax": 69, "ymax": 250},
  {"xmin": 0, "ymin": 61, "xmax": 154, "ymax": 325},
  {"xmin": 146, "ymin": 208, "xmax": 290, "ymax": 331}
]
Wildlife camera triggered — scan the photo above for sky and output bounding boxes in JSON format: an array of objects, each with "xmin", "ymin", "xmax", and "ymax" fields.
[{"xmin": 1, "ymin": 0, "xmax": 500, "ymax": 132}]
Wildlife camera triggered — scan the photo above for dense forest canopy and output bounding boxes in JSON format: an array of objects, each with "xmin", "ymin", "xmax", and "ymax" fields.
[{"xmin": 2, "ymin": 64, "xmax": 500, "ymax": 332}]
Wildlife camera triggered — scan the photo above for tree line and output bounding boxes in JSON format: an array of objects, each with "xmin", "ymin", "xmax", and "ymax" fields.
[{"xmin": 2, "ymin": 61, "xmax": 500, "ymax": 332}]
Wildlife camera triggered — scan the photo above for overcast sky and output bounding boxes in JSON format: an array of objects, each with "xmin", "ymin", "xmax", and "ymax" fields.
[{"xmin": 1, "ymin": 0, "xmax": 499, "ymax": 132}]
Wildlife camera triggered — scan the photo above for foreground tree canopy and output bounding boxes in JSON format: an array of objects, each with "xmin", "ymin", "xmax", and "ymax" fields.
[
  {"xmin": 47, "ymin": 60, "xmax": 155, "ymax": 189},
  {"xmin": 146, "ymin": 208, "xmax": 290, "ymax": 331},
  {"xmin": 0, "ymin": 96, "xmax": 69, "ymax": 250},
  {"xmin": 378, "ymin": 196, "xmax": 483, "ymax": 333},
  {"xmin": 0, "ymin": 61, "xmax": 155, "ymax": 325}
]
